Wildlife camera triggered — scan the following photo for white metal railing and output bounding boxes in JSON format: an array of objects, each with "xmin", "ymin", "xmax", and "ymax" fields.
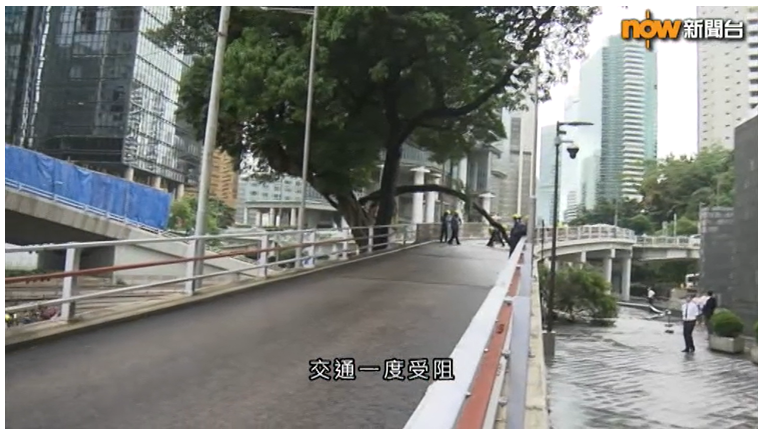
[
  {"xmin": 636, "ymin": 235, "xmax": 701, "ymax": 247},
  {"xmin": 534, "ymin": 225, "xmax": 700, "ymax": 249},
  {"xmin": 406, "ymin": 238, "xmax": 531, "ymax": 429},
  {"xmin": 4, "ymin": 224, "xmax": 414, "ymax": 324}
]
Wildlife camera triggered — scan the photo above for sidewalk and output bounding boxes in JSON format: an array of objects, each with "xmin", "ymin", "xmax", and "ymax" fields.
[{"xmin": 548, "ymin": 307, "xmax": 758, "ymax": 429}]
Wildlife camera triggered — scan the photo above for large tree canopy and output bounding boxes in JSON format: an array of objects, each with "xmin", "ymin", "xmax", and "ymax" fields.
[
  {"xmin": 153, "ymin": 6, "xmax": 599, "ymax": 240},
  {"xmin": 569, "ymin": 146, "xmax": 734, "ymax": 236}
]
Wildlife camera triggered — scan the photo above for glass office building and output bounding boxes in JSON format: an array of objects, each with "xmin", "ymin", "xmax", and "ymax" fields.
[
  {"xmin": 5, "ymin": 7, "xmax": 48, "ymax": 146},
  {"xmin": 4, "ymin": 7, "xmax": 200, "ymax": 189}
]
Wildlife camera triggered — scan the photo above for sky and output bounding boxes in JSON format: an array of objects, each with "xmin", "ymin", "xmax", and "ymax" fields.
[{"xmin": 538, "ymin": 5, "xmax": 698, "ymax": 158}]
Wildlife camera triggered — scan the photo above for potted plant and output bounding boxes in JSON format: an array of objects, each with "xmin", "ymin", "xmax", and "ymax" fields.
[
  {"xmin": 708, "ymin": 309, "xmax": 746, "ymax": 354},
  {"xmin": 751, "ymin": 321, "xmax": 758, "ymax": 364}
]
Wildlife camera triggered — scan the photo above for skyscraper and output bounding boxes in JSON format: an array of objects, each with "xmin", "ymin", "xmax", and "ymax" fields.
[
  {"xmin": 536, "ymin": 124, "xmax": 556, "ymax": 225},
  {"xmin": 575, "ymin": 35, "xmax": 658, "ymax": 205},
  {"xmin": 4, "ymin": 7, "xmax": 201, "ymax": 195},
  {"xmin": 697, "ymin": 6, "xmax": 758, "ymax": 151}
]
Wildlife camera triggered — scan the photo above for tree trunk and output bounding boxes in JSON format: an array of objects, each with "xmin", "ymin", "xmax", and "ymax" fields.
[
  {"xmin": 334, "ymin": 192, "xmax": 374, "ymax": 251},
  {"xmin": 373, "ymin": 144, "xmax": 403, "ymax": 248}
]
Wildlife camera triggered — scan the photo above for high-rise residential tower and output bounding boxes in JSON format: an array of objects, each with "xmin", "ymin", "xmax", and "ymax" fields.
[
  {"xmin": 697, "ymin": 6, "xmax": 758, "ymax": 151},
  {"xmin": 574, "ymin": 35, "xmax": 658, "ymax": 205},
  {"xmin": 536, "ymin": 124, "xmax": 557, "ymax": 225}
]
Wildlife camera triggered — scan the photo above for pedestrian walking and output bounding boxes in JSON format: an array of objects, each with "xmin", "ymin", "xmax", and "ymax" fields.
[
  {"xmin": 701, "ymin": 290, "xmax": 717, "ymax": 335},
  {"xmin": 439, "ymin": 211, "xmax": 451, "ymax": 243},
  {"xmin": 447, "ymin": 212, "xmax": 462, "ymax": 245},
  {"xmin": 681, "ymin": 294, "xmax": 700, "ymax": 353}
]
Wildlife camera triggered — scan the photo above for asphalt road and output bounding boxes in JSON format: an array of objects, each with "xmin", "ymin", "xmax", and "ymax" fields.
[{"xmin": 6, "ymin": 242, "xmax": 507, "ymax": 429}]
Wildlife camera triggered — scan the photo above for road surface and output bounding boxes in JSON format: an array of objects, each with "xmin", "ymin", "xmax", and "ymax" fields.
[{"xmin": 6, "ymin": 242, "xmax": 506, "ymax": 428}]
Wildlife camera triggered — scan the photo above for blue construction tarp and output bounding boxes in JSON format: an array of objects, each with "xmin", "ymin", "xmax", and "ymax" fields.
[{"xmin": 5, "ymin": 144, "xmax": 172, "ymax": 230}]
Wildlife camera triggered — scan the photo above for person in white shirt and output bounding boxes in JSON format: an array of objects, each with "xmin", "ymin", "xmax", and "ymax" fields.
[
  {"xmin": 681, "ymin": 294, "xmax": 700, "ymax": 353},
  {"xmin": 647, "ymin": 287, "xmax": 656, "ymax": 307}
]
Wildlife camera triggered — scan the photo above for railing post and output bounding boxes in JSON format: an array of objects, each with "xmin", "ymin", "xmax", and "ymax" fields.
[
  {"xmin": 305, "ymin": 230, "xmax": 317, "ymax": 268},
  {"xmin": 402, "ymin": 225, "xmax": 408, "ymax": 245},
  {"xmin": 340, "ymin": 229, "xmax": 349, "ymax": 260},
  {"xmin": 367, "ymin": 225, "xmax": 374, "ymax": 253},
  {"xmin": 258, "ymin": 235, "xmax": 269, "ymax": 277},
  {"xmin": 184, "ymin": 241, "xmax": 196, "ymax": 296},
  {"xmin": 60, "ymin": 247, "xmax": 81, "ymax": 322}
]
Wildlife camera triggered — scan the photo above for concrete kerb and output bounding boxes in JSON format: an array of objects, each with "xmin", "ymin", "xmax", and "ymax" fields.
[
  {"xmin": 523, "ymin": 266, "xmax": 550, "ymax": 429},
  {"xmin": 5, "ymin": 240, "xmax": 436, "ymax": 352}
]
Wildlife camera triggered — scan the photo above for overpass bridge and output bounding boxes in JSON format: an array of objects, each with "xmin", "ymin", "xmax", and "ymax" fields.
[
  {"xmin": 4, "ymin": 144, "xmax": 258, "ymax": 281},
  {"xmin": 534, "ymin": 225, "xmax": 700, "ymax": 299},
  {"xmin": 5, "ymin": 221, "xmax": 697, "ymax": 428}
]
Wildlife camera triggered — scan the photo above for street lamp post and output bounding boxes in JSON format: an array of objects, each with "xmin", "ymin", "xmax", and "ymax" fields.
[
  {"xmin": 546, "ymin": 120, "xmax": 593, "ymax": 342},
  {"xmin": 190, "ymin": 6, "xmax": 231, "ymax": 293},
  {"xmin": 189, "ymin": 6, "xmax": 319, "ymax": 292},
  {"xmin": 260, "ymin": 6, "xmax": 319, "ymax": 259}
]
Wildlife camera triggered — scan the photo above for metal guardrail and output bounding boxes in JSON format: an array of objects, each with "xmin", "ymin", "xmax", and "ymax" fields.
[
  {"xmin": 4, "ymin": 224, "xmax": 414, "ymax": 323},
  {"xmin": 406, "ymin": 237, "xmax": 531, "ymax": 429}
]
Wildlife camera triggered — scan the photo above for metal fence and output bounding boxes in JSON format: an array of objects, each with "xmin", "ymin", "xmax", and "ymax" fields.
[{"xmin": 4, "ymin": 224, "xmax": 415, "ymax": 323}]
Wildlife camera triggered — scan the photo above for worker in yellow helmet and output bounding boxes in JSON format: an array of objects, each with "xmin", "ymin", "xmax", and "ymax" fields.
[
  {"xmin": 5, "ymin": 313, "xmax": 12, "ymax": 328},
  {"xmin": 486, "ymin": 216, "xmax": 506, "ymax": 248}
]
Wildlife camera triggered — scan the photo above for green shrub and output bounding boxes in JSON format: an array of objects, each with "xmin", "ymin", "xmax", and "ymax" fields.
[
  {"xmin": 551, "ymin": 265, "xmax": 619, "ymax": 322},
  {"xmin": 710, "ymin": 309, "xmax": 744, "ymax": 338},
  {"xmin": 754, "ymin": 321, "xmax": 758, "ymax": 340}
]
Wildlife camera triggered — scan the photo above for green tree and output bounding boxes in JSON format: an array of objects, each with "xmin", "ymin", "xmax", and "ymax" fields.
[
  {"xmin": 641, "ymin": 146, "xmax": 734, "ymax": 224},
  {"xmin": 626, "ymin": 213, "xmax": 654, "ymax": 235},
  {"xmin": 540, "ymin": 264, "xmax": 618, "ymax": 324},
  {"xmin": 168, "ymin": 195, "xmax": 235, "ymax": 234},
  {"xmin": 152, "ymin": 6, "xmax": 599, "ymax": 245},
  {"xmin": 674, "ymin": 216, "xmax": 698, "ymax": 236},
  {"xmin": 568, "ymin": 198, "xmax": 645, "ymax": 231}
]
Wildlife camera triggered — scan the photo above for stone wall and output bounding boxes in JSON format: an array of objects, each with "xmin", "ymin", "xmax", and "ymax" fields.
[
  {"xmin": 699, "ymin": 207, "xmax": 735, "ymax": 302},
  {"xmin": 732, "ymin": 115, "xmax": 758, "ymax": 331}
]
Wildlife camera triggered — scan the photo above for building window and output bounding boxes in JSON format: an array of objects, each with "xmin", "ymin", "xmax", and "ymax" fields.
[
  {"xmin": 114, "ymin": 7, "xmax": 137, "ymax": 32},
  {"xmin": 78, "ymin": 7, "xmax": 98, "ymax": 33}
]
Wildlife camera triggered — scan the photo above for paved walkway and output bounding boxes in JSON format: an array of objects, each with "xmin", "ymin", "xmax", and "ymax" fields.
[
  {"xmin": 6, "ymin": 243, "xmax": 507, "ymax": 429},
  {"xmin": 548, "ymin": 307, "xmax": 758, "ymax": 429}
]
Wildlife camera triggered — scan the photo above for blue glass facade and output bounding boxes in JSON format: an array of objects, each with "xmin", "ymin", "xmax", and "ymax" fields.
[{"xmin": 4, "ymin": 7, "xmax": 200, "ymax": 185}]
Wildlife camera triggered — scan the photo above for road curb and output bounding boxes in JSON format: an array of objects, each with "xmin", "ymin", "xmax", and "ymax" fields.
[{"xmin": 6, "ymin": 241, "xmax": 435, "ymax": 352}]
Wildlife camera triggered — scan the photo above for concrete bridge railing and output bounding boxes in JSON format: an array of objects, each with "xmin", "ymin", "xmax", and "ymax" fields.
[{"xmin": 534, "ymin": 225, "xmax": 700, "ymax": 250}]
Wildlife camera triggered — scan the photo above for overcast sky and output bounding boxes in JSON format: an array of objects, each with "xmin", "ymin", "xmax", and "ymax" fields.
[{"xmin": 538, "ymin": 5, "xmax": 698, "ymax": 158}]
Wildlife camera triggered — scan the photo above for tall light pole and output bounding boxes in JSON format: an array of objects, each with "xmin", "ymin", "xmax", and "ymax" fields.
[
  {"xmin": 528, "ymin": 69, "xmax": 540, "ymax": 277},
  {"xmin": 297, "ymin": 6, "xmax": 319, "ymax": 254},
  {"xmin": 191, "ymin": 6, "xmax": 231, "ymax": 291},
  {"xmin": 260, "ymin": 6, "xmax": 319, "ymax": 255},
  {"xmin": 547, "ymin": 120, "xmax": 593, "ymax": 336}
]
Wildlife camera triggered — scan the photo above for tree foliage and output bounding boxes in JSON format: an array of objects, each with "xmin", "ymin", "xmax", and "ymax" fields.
[
  {"xmin": 540, "ymin": 264, "xmax": 618, "ymax": 324},
  {"xmin": 168, "ymin": 196, "xmax": 236, "ymax": 234},
  {"xmin": 151, "ymin": 6, "xmax": 599, "ymax": 240},
  {"xmin": 568, "ymin": 147, "xmax": 734, "ymax": 236},
  {"xmin": 641, "ymin": 146, "xmax": 734, "ymax": 224}
]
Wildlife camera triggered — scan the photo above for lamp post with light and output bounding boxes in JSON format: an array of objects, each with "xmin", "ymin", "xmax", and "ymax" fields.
[
  {"xmin": 190, "ymin": 6, "xmax": 319, "ymax": 292},
  {"xmin": 544, "ymin": 120, "xmax": 593, "ymax": 356}
]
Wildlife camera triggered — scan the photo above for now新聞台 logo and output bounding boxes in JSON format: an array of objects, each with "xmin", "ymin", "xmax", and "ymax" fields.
[{"xmin": 621, "ymin": 9, "xmax": 746, "ymax": 51}]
